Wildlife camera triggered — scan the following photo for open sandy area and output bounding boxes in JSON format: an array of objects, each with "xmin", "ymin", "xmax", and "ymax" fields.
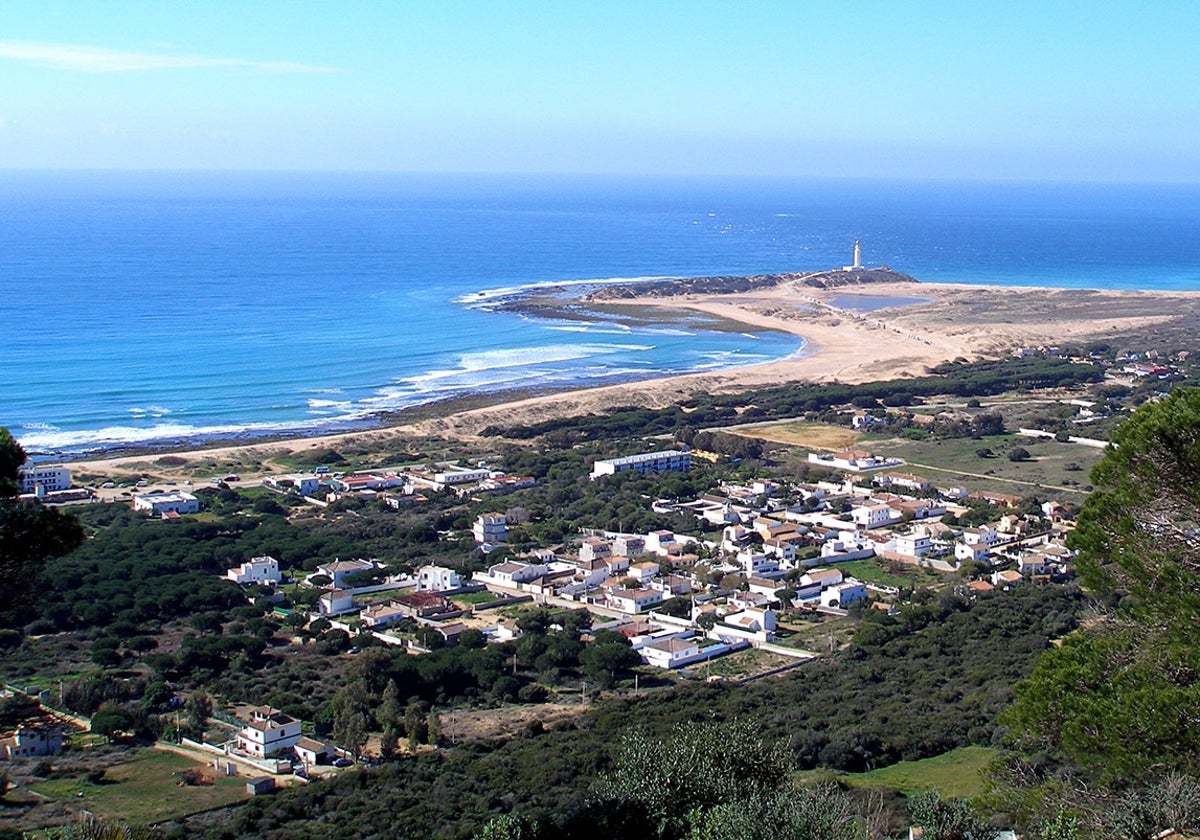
[{"xmin": 66, "ymin": 279, "xmax": 1200, "ymax": 483}]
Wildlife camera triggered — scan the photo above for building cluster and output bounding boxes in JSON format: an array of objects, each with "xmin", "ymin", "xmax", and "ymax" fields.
[{"xmin": 265, "ymin": 461, "xmax": 537, "ymax": 507}]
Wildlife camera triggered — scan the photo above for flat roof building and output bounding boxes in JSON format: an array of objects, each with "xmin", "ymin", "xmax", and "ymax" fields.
[{"xmin": 591, "ymin": 450, "xmax": 690, "ymax": 479}]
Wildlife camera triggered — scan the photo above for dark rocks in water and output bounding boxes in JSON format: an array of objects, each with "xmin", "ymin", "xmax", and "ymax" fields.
[{"xmin": 585, "ymin": 268, "xmax": 918, "ymax": 300}]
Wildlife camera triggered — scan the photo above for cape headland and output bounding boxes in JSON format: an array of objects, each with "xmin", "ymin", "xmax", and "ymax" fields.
[{"xmin": 62, "ymin": 267, "xmax": 1200, "ymax": 484}]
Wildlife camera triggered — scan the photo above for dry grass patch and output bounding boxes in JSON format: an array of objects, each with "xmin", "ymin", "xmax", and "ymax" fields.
[{"xmin": 727, "ymin": 421, "xmax": 861, "ymax": 450}]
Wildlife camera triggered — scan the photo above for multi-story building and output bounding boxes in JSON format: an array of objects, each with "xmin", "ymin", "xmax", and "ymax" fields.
[
  {"xmin": 235, "ymin": 707, "xmax": 303, "ymax": 758},
  {"xmin": 473, "ymin": 513, "xmax": 507, "ymax": 544},
  {"xmin": 590, "ymin": 450, "xmax": 690, "ymax": 479},
  {"xmin": 18, "ymin": 464, "xmax": 72, "ymax": 494}
]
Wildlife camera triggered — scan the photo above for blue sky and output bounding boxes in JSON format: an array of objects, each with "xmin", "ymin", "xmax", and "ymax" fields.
[{"xmin": 1, "ymin": 1, "xmax": 1198, "ymax": 180}]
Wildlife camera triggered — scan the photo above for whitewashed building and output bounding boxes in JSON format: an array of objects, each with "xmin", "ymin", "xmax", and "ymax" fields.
[
  {"xmin": 133, "ymin": 491, "xmax": 199, "ymax": 516},
  {"xmin": 226, "ymin": 556, "xmax": 282, "ymax": 585},
  {"xmin": 416, "ymin": 565, "xmax": 462, "ymax": 592},
  {"xmin": 235, "ymin": 707, "xmax": 303, "ymax": 758},
  {"xmin": 18, "ymin": 464, "xmax": 71, "ymax": 494},
  {"xmin": 473, "ymin": 513, "xmax": 507, "ymax": 545},
  {"xmin": 591, "ymin": 450, "xmax": 691, "ymax": 479}
]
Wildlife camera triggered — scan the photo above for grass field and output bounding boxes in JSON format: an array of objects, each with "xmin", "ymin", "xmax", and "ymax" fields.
[
  {"xmin": 845, "ymin": 745, "xmax": 1000, "ymax": 799},
  {"xmin": 725, "ymin": 421, "xmax": 861, "ymax": 450},
  {"xmin": 870, "ymin": 433, "xmax": 1104, "ymax": 497},
  {"xmin": 835, "ymin": 558, "xmax": 944, "ymax": 590},
  {"xmin": 776, "ymin": 615, "xmax": 857, "ymax": 652},
  {"xmin": 31, "ymin": 747, "xmax": 249, "ymax": 824},
  {"xmin": 681, "ymin": 648, "xmax": 794, "ymax": 681},
  {"xmin": 452, "ymin": 590, "xmax": 500, "ymax": 606}
]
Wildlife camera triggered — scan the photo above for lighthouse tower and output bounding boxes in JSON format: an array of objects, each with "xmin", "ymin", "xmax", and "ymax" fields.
[{"xmin": 843, "ymin": 240, "xmax": 863, "ymax": 271}]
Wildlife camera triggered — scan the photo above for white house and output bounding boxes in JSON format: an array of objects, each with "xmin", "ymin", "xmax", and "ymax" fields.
[
  {"xmin": 762, "ymin": 538, "xmax": 797, "ymax": 564},
  {"xmin": 607, "ymin": 588, "xmax": 664, "ymax": 614},
  {"xmin": 991, "ymin": 569, "xmax": 1024, "ymax": 588},
  {"xmin": 723, "ymin": 607, "xmax": 777, "ymax": 633},
  {"xmin": 477, "ymin": 561, "xmax": 548, "ymax": 587},
  {"xmin": 807, "ymin": 450, "xmax": 902, "ymax": 472},
  {"xmin": 1, "ymin": 723, "xmax": 64, "ymax": 759},
  {"xmin": 640, "ymin": 636, "xmax": 700, "ymax": 669},
  {"xmin": 332, "ymin": 472, "xmax": 405, "ymax": 492},
  {"xmin": 235, "ymin": 707, "xmax": 303, "ymax": 758},
  {"xmin": 314, "ymin": 559, "xmax": 377, "ymax": 589},
  {"xmin": 962, "ymin": 525, "xmax": 999, "ymax": 546},
  {"xmin": 823, "ymin": 580, "xmax": 868, "ymax": 609},
  {"xmin": 626, "ymin": 561, "xmax": 660, "ymax": 583},
  {"xmin": 801, "ymin": 567, "xmax": 844, "ymax": 590},
  {"xmin": 416, "ymin": 565, "xmax": 462, "ymax": 592},
  {"xmin": 293, "ymin": 737, "xmax": 332, "ymax": 767},
  {"xmin": 318, "ymin": 589, "xmax": 355, "ymax": 616},
  {"xmin": 955, "ymin": 542, "xmax": 992, "ymax": 565},
  {"xmin": 133, "ymin": 491, "xmax": 199, "ymax": 516},
  {"xmin": 874, "ymin": 472, "xmax": 931, "ymax": 492},
  {"xmin": 360, "ymin": 602, "xmax": 408, "ymax": 628},
  {"xmin": 432, "ymin": 466, "xmax": 491, "ymax": 486},
  {"xmin": 18, "ymin": 464, "xmax": 71, "ymax": 494},
  {"xmin": 821, "ymin": 532, "xmax": 877, "ymax": 562},
  {"xmin": 612, "ymin": 535, "xmax": 646, "ymax": 558},
  {"xmin": 891, "ymin": 530, "xmax": 933, "ymax": 559},
  {"xmin": 226, "ymin": 556, "xmax": 282, "ymax": 586},
  {"xmin": 473, "ymin": 513, "xmax": 507, "ymax": 545},
  {"xmin": 738, "ymin": 551, "xmax": 780, "ymax": 578},
  {"xmin": 579, "ymin": 539, "xmax": 612, "ymax": 563},
  {"xmin": 852, "ymin": 502, "xmax": 901, "ymax": 530},
  {"xmin": 262, "ymin": 473, "xmax": 321, "ymax": 497},
  {"xmin": 644, "ymin": 530, "xmax": 678, "ymax": 554},
  {"xmin": 591, "ymin": 450, "xmax": 691, "ymax": 479}
]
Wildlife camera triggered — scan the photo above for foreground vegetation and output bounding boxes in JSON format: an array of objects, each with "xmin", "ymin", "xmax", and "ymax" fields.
[{"xmin": 10, "ymin": 366, "xmax": 1200, "ymax": 838}]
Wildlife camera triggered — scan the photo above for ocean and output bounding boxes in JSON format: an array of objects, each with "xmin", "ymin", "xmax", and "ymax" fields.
[{"xmin": 3, "ymin": 172, "xmax": 1199, "ymax": 456}]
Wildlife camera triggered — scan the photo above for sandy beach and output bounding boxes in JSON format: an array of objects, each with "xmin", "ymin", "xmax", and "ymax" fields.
[{"xmin": 65, "ymin": 279, "xmax": 1200, "ymax": 483}]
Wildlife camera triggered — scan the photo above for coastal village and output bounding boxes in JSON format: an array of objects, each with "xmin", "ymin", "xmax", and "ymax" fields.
[{"xmin": 4, "ymin": 323, "xmax": 1199, "ymax": 836}]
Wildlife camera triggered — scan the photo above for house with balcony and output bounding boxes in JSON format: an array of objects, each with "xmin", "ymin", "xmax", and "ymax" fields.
[{"xmin": 234, "ymin": 707, "xmax": 303, "ymax": 758}]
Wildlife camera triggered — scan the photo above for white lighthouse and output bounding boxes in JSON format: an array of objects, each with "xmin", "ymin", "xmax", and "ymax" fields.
[{"xmin": 843, "ymin": 240, "xmax": 863, "ymax": 271}]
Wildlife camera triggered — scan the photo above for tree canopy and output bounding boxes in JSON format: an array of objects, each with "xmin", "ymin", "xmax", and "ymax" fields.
[
  {"xmin": 1006, "ymin": 388, "xmax": 1200, "ymax": 781},
  {"xmin": 0, "ymin": 428, "xmax": 84, "ymax": 615}
]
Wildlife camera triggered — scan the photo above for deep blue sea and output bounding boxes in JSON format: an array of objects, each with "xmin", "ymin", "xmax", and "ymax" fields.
[{"xmin": 3, "ymin": 172, "xmax": 1199, "ymax": 456}]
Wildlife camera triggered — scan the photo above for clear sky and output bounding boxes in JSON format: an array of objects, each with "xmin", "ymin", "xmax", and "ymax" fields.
[{"xmin": 2, "ymin": 1, "xmax": 1198, "ymax": 181}]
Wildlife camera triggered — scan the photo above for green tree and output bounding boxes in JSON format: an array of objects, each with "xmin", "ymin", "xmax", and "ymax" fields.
[
  {"xmin": 404, "ymin": 700, "xmax": 429, "ymax": 751},
  {"xmin": 686, "ymin": 785, "xmax": 859, "ymax": 840},
  {"xmin": 471, "ymin": 813, "xmax": 539, "ymax": 840},
  {"xmin": 427, "ymin": 708, "xmax": 442, "ymax": 747},
  {"xmin": 591, "ymin": 721, "xmax": 792, "ymax": 839},
  {"xmin": 580, "ymin": 631, "xmax": 641, "ymax": 689},
  {"xmin": 1006, "ymin": 389, "xmax": 1200, "ymax": 781},
  {"xmin": 331, "ymin": 680, "xmax": 372, "ymax": 760},
  {"xmin": 0, "ymin": 428, "xmax": 84, "ymax": 613},
  {"xmin": 90, "ymin": 705, "xmax": 134, "ymax": 741},
  {"xmin": 906, "ymin": 789, "xmax": 996, "ymax": 840},
  {"xmin": 184, "ymin": 691, "xmax": 212, "ymax": 739}
]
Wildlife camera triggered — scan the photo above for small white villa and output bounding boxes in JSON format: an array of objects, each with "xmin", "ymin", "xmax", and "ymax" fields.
[{"xmin": 226, "ymin": 556, "xmax": 282, "ymax": 585}]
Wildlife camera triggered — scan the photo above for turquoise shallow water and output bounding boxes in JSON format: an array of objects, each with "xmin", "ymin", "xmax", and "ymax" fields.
[{"xmin": 2, "ymin": 172, "xmax": 1198, "ymax": 455}]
